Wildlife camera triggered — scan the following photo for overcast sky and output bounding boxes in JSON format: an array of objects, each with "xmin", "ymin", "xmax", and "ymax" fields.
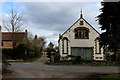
[{"xmin": 1, "ymin": 1, "xmax": 102, "ymax": 46}]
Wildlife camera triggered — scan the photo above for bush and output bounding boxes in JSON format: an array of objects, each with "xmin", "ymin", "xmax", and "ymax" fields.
[
  {"xmin": 105, "ymin": 52, "xmax": 120, "ymax": 61},
  {"xmin": 46, "ymin": 48, "xmax": 55, "ymax": 62},
  {"xmin": 54, "ymin": 52, "xmax": 60, "ymax": 62},
  {"xmin": 3, "ymin": 43, "xmax": 43, "ymax": 61},
  {"xmin": 2, "ymin": 55, "xmax": 11, "ymax": 75},
  {"xmin": 12, "ymin": 43, "xmax": 29, "ymax": 60},
  {"xmin": 90, "ymin": 61, "xmax": 118, "ymax": 66},
  {"xmin": 71, "ymin": 56, "xmax": 82, "ymax": 64},
  {"xmin": 2, "ymin": 49, "xmax": 12, "ymax": 59},
  {"xmin": 46, "ymin": 48, "xmax": 60, "ymax": 62}
]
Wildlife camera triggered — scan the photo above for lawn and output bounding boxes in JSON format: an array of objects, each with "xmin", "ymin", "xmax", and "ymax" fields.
[{"xmin": 100, "ymin": 73, "xmax": 120, "ymax": 80}]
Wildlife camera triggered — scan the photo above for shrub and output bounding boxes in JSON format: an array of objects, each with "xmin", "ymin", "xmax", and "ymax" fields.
[
  {"xmin": 32, "ymin": 46, "xmax": 42, "ymax": 57},
  {"xmin": 54, "ymin": 52, "xmax": 60, "ymax": 62},
  {"xmin": 3, "ymin": 42, "xmax": 44, "ymax": 62},
  {"xmin": 46, "ymin": 48, "xmax": 55, "ymax": 62},
  {"xmin": 2, "ymin": 55, "xmax": 11, "ymax": 75},
  {"xmin": 72, "ymin": 56, "xmax": 82, "ymax": 64},
  {"xmin": 2, "ymin": 49, "xmax": 12, "ymax": 59},
  {"xmin": 12, "ymin": 43, "xmax": 29, "ymax": 60}
]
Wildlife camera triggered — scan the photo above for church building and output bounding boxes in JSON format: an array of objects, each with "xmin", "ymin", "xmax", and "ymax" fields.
[{"xmin": 58, "ymin": 11, "xmax": 104, "ymax": 60}]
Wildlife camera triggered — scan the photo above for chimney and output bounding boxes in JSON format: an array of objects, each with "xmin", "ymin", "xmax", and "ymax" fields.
[
  {"xmin": 25, "ymin": 29, "xmax": 28, "ymax": 37},
  {"xmin": 35, "ymin": 35, "xmax": 37, "ymax": 39},
  {"xmin": 25, "ymin": 30, "xmax": 27, "ymax": 34},
  {"xmin": 0, "ymin": 25, "xmax": 1, "ymax": 31}
]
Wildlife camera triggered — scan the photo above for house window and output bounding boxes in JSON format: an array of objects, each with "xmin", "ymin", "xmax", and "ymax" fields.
[
  {"xmin": 62, "ymin": 37, "xmax": 69, "ymax": 54},
  {"xmin": 95, "ymin": 37, "xmax": 101, "ymax": 54},
  {"xmin": 74, "ymin": 27, "xmax": 89, "ymax": 39}
]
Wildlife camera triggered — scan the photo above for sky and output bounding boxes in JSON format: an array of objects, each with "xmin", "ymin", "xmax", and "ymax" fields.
[{"xmin": 0, "ymin": 1, "xmax": 103, "ymax": 46}]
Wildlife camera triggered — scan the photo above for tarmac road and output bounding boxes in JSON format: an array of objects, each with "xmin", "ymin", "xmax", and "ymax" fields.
[{"xmin": 4, "ymin": 56, "xmax": 119, "ymax": 78}]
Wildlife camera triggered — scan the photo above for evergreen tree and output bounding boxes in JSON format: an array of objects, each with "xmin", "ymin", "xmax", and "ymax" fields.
[{"xmin": 97, "ymin": 2, "xmax": 120, "ymax": 60}]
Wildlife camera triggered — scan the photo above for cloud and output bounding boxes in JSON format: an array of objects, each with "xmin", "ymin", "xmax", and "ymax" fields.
[
  {"xmin": 2, "ymin": 2, "xmax": 102, "ymax": 46},
  {"xmin": 21, "ymin": 2, "xmax": 94, "ymax": 32},
  {"xmin": 21, "ymin": 2, "xmax": 101, "ymax": 32}
]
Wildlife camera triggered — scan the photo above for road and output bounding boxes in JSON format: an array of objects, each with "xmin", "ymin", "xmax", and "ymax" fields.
[{"xmin": 4, "ymin": 56, "xmax": 119, "ymax": 78}]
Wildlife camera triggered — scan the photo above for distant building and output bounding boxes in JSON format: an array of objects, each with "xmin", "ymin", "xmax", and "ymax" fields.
[
  {"xmin": 31, "ymin": 35, "xmax": 45, "ymax": 48},
  {"xmin": 48, "ymin": 42, "xmax": 54, "ymax": 49},
  {"xmin": 58, "ymin": 11, "xmax": 104, "ymax": 60},
  {"xmin": 54, "ymin": 46, "xmax": 59, "ymax": 52},
  {"xmin": 1, "ymin": 30, "xmax": 28, "ymax": 49}
]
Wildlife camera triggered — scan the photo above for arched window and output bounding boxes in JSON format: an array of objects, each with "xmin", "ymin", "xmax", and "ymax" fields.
[
  {"xmin": 74, "ymin": 27, "xmax": 89, "ymax": 39},
  {"xmin": 62, "ymin": 37, "xmax": 69, "ymax": 54}
]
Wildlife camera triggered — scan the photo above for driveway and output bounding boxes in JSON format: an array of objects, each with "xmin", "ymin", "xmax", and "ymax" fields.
[{"xmin": 4, "ymin": 56, "xmax": 119, "ymax": 78}]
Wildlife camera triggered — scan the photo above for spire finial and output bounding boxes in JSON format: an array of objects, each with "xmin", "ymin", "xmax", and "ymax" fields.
[
  {"xmin": 80, "ymin": 8, "xmax": 83, "ymax": 18},
  {"xmin": 81, "ymin": 8, "xmax": 82, "ymax": 14}
]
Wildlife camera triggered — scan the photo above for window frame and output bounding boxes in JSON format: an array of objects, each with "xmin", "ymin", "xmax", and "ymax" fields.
[{"xmin": 74, "ymin": 27, "xmax": 89, "ymax": 39}]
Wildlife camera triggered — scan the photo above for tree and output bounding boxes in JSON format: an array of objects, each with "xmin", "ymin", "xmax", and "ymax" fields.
[
  {"xmin": 3, "ymin": 7, "xmax": 25, "ymax": 47},
  {"xmin": 28, "ymin": 32, "xmax": 34, "ymax": 42},
  {"xmin": 97, "ymin": 2, "xmax": 120, "ymax": 60},
  {"xmin": 48, "ymin": 42, "xmax": 54, "ymax": 49},
  {"xmin": 30, "ymin": 35, "xmax": 46, "ymax": 57},
  {"xmin": 46, "ymin": 48, "xmax": 55, "ymax": 62},
  {"xmin": 3, "ymin": 8, "xmax": 25, "ymax": 32},
  {"xmin": 31, "ymin": 35, "xmax": 46, "ymax": 49}
]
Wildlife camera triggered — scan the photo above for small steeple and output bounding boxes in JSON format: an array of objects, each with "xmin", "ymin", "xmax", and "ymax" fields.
[{"xmin": 80, "ymin": 8, "xmax": 83, "ymax": 18}]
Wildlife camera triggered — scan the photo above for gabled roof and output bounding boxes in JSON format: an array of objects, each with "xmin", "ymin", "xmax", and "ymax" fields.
[
  {"xmin": 61, "ymin": 15, "xmax": 100, "ymax": 36},
  {"xmin": 82, "ymin": 18, "xmax": 100, "ymax": 34},
  {"xmin": 2, "ymin": 32, "xmax": 26, "ymax": 41},
  {"xmin": 48, "ymin": 42, "xmax": 54, "ymax": 46}
]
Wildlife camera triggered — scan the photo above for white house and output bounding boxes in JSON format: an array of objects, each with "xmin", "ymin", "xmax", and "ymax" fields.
[{"xmin": 58, "ymin": 11, "xmax": 104, "ymax": 60}]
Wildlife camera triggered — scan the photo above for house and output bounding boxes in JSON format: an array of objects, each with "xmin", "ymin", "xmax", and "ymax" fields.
[
  {"xmin": 31, "ymin": 35, "xmax": 46, "ymax": 48},
  {"xmin": 48, "ymin": 42, "xmax": 54, "ymax": 49},
  {"xmin": 58, "ymin": 11, "xmax": 104, "ymax": 60},
  {"xmin": 1, "ymin": 30, "xmax": 28, "ymax": 49}
]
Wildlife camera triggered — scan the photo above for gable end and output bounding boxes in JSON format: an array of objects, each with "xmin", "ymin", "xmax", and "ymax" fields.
[
  {"xmin": 61, "ymin": 18, "xmax": 80, "ymax": 36},
  {"xmin": 61, "ymin": 17, "xmax": 100, "ymax": 37}
]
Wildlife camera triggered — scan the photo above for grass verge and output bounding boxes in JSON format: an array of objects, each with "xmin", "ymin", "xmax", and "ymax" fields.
[
  {"xmin": 100, "ymin": 73, "xmax": 120, "ymax": 80},
  {"xmin": 23, "ymin": 57, "xmax": 41, "ymax": 62},
  {"xmin": 7, "ymin": 56, "xmax": 42, "ymax": 62},
  {"xmin": 45, "ymin": 60, "xmax": 119, "ymax": 66}
]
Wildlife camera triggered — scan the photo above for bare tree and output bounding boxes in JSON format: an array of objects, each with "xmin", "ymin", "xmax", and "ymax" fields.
[
  {"xmin": 3, "ymin": 8, "xmax": 25, "ymax": 32},
  {"xmin": 3, "ymin": 7, "xmax": 26, "ymax": 47},
  {"xmin": 28, "ymin": 32, "xmax": 34, "ymax": 42}
]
